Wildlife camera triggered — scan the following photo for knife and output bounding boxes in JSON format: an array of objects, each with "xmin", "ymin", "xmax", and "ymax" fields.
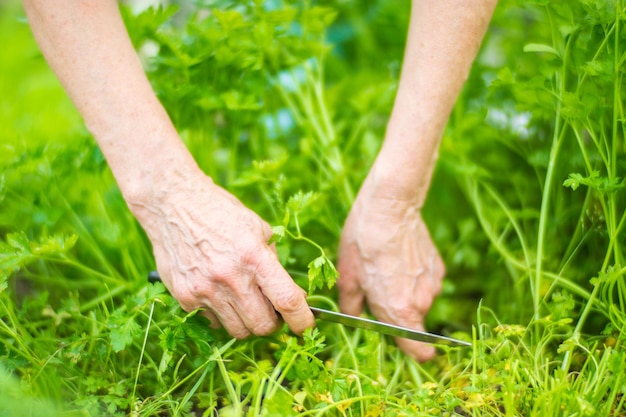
[
  {"xmin": 147, "ymin": 271, "xmax": 470, "ymax": 347},
  {"xmin": 309, "ymin": 307, "xmax": 470, "ymax": 346}
]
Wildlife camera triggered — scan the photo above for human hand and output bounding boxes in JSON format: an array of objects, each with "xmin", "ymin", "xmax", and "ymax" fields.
[
  {"xmin": 337, "ymin": 188, "xmax": 444, "ymax": 361},
  {"xmin": 130, "ymin": 172, "xmax": 315, "ymax": 339}
]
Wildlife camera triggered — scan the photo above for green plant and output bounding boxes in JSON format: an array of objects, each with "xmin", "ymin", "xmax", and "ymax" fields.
[{"xmin": 1, "ymin": 0, "xmax": 625, "ymax": 415}]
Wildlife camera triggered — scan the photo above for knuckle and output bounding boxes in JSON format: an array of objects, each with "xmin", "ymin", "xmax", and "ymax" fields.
[
  {"xmin": 201, "ymin": 311, "xmax": 221, "ymax": 328},
  {"xmin": 252, "ymin": 318, "xmax": 280, "ymax": 336},
  {"xmin": 273, "ymin": 289, "xmax": 305, "ymax": 314},
  {"xmin": 209, "ymin": 262, "xmax": 239, "ymax": 287},
  {"xmin": 242, "ymin": 245, "xmax": 278, "ymax": 277},
  {"xmin": 391, "ymin": 302, "xmax": 422, "ymax": 323},
  {"xmin": 417, "ymin": 293, "xmax": 435, "ymax": 313},
  {"xmin": 173, "ymin": 288, "xmax": 198, "ymax": 312},
  {"xmin": 240, "ymin": 247, "xmax": 264, "ymax": 269},
  {"xmin": 231, "ymin": 328, "xmax": 251, "ymax": 340}
]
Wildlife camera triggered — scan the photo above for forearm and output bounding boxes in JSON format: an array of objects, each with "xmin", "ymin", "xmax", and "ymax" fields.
[
  {"xmin": 23, "ymin": 1, "xmax": 316, "ymax": 337},
  {"xmin": 23, "ymin": 0, "xmax": 202, "ymax": 205},
  {"xmin": 368, "ymin": 0, "xmax": 497, "ymax": 206}
]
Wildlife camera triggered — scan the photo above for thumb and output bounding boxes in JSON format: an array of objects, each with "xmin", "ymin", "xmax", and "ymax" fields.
[{"xmin": 259, "ymin": 253, "xmax": 315, "ymax": 335}]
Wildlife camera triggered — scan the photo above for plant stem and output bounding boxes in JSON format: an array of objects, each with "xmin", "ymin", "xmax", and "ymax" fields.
[{"xmin": 130, "ymin": 301, "xmax": 154, "ymax": 416}]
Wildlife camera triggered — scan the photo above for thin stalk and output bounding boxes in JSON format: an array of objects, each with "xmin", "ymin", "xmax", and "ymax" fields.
[
  {"xmin": 307, "ymin": 294, "xmax": 364, "ymax": 415},
  {"xmin": 78, "ymin": 284, "xmax": 131, "ymax": 313},
  {"xmin": 0, "ymin": 298, "xmax": 40, "ymax": 362},
  {"xmin": 131, "ymin": 301, "xmax": 155, "ymax": 416},
  {"xmin": 534, "ymin": 81, "xmax": 566, "ymax": 321},
  {"xmin": 609, "ymin": 8, "xmax": 623, "ymax": 267},
  {"xmin": 466, "ymin": 177, "xmax": 601, "ymax": 308},
  {"xmin": 215, "ymin": 346, "xmax": 241, "ymax": 415},
  {"xmin": 173, "ymin": 362, "xmax": 213, "ymax": 416},
  {"xmin": 154, "ymin": 339, "xmax": 236, "ymax": 401},
  {"xmin": 263, "ymin": 336, "xmax": 296, "ymax": 400},
  {"xmin": 295, "ymin": 395, "xmax": 381, "ymax": 417},
  {"xmin": 565, "ymin": 6, "xmax": 626, "ymax": 372},
  {"xmin": 483, "ymin": 183, "xmax": 532, "ymax": 271}
]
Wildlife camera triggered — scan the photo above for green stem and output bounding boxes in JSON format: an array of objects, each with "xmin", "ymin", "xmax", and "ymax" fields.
[
  {"xmin": 216, "ymin": 346, "xmax": 242, "ymax": 415},
  {"xmin": 534, "ymin": 71, "xmax": 567, "ymax": 321},
  {"xmin": 130, "ymin": 301, "xmax": 154, "ymax": 416}
]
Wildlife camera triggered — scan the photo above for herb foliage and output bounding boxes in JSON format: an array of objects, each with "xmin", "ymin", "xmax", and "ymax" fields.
[{"xmin": 1, "ymin": 0, "xmax": 625, "ymax": 415}]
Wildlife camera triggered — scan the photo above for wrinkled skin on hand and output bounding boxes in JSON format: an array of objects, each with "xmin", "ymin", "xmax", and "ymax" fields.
[
  {"xmin": 130, "ymin": 173, "xmax": 315, "ymax": 339},
  {"xmin": 337, "ymin": 192, "xmax": 444, "ymax": 362}
]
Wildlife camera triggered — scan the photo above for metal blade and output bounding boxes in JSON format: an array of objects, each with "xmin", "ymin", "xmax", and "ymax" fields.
[{"xmin": 310, "ymin": 307, "xmax": 471, "ymax": 347}]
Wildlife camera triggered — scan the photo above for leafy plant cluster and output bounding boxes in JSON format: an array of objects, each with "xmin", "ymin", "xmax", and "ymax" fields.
[{"xmin": 1, "ymin": 0, "xmax": 625, "ymax": 415}]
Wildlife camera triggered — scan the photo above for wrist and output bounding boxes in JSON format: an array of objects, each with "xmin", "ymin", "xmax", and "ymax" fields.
[
  {"xmin": 98, "ymin": 129, "xmax": 206, "ymax": 212},
  {"xmin": 361, "ymin": 151, "xmax": 436, "ymax": 209},
  {"xmin": 124, "ymin": 159, "xmax": 207, "ymax": 211},
  {"xmin": 123, "ymin": 165, "xmax": 212, "ymax": 240}
]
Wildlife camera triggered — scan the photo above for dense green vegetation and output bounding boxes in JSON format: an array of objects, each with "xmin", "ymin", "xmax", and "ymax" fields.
[{"xmin": 1, "ymin": 0, "xmax": 625, "ymax": 415}]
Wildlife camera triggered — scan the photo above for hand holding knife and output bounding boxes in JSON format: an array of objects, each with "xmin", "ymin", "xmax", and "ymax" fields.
[{"xmin": 147, "ymin": 271, "xmax": 470, "ymax": 347}]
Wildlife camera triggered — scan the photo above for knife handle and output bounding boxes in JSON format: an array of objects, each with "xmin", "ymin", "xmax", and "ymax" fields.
[{"xmin": 148, "ymin": 271, "xmax": 162, "ymax": 284}]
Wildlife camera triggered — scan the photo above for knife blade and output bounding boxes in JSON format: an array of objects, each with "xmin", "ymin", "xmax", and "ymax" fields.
[
  {"xmin": 147, "ymin": 271, "xmax": 470, "ymax": 347},
  {"xmin": 310, "ymin": 307, "xmax": 470, "ymax": 347}
]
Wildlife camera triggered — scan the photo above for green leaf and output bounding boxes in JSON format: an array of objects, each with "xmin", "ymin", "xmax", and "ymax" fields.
[
  {"xmin": 286, "ymin": 191, "xmax": 318, "ymax": 215},
  {"xmin": 301, "ymin": 6, "xmax": 338, "ymax": 34},
  {"xmin": 264, "ymin": 7, "xmax": 298, "ymax": 26},
  {"xmin": 263, "ymin": 389, "xmax": 293, "ymax": 416},
  {"xmin": 564, "ymin": 171, "xmax": 624, "ymax": 194},
  {"xmin": 253, "ymin": 20, "xmax": 274, "ymax": 49},
  {"xmin": 523, "ymin": 43, "xmax": 560, "ymax": 57},
  {"xmin": 560, "ymin": 91, "xmax": 588, "ymax": 122},
  {"xmin": 563, "ymin": 172, "xmax": 595, "ymax": 191},
  {"xmin": 32, "ymin": 234, "xmax": 78, "ymax": 255},
  {"xmin": 269, "ymin": 225, "xmax": 285, "ymax": 244},
  {"xmin": 0, "ymin": 232, "xmax": 33, "ymax": 279},
  {"xmin": 182, "ymin": 314, "xmax": 215, "ymax": 344},
  {"xmin": 111, "ymin": 321, "xmax": 141, "ymax": 352},
  {"xmin": 109, "ymin": 312, "xmax": 142, "ymax": 352},
  {"xmin": 0, "ymin": 233, "xmax": 78, "ymax": 281},
  {"xmin": 6, "ymin": 232, "xmax": 31, "ymax": 254},
  {"xmin": 145, "ymin": 281, "xmax": 166, "ymax": 303},
  {"xmin": 303, "ymin": 327, "xmax": 326, "ymax": 355},
  {"xmin": 307, "ymin": 256, "xmax": 324, "ymax": 294},
  {"xmin": 220, "ymin": 90, "xmax": 262, "ymax": 110},
  {"xmin": 0, "ymin": 174, "xmax": 5, "ymax": 205},
  {"xmin": 252, "ymin": 155, "xmax": 287, "ymax": 175},
  {"xmin": 307, "ymin": 255, "xmax": 338, "ymax": 294},
  {"xmin": 281, "ymin": 208, "xmax": 290, "ymax": 228},
  {"xmin": 608, "ymin": 350, "xmax": 626, "ymax": 373},
  {"xmin": 213, "ymin": 9, "xmax": 248, "ymax": 32},
  {"xmin": 322, "ymin": 258, "xmax": 338, "ymax": 289},
  {"xmin": 582, "ymin": 59, "xmax": 612, "ymax": 77},
  {"xmin": 159, "ymin": 325, "xmax": 185, "ymax": 352}
]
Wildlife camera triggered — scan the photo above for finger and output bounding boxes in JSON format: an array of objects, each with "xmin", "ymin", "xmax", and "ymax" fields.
[
  {"xmin": 211, "ymin": 303, "xmax": 251, "ymax": 340},
  {"xmin": 337, "ymin": 252, "xmax": 365, "ymax": 316},
  {"xmin": 395, "ymin": 331, "xmax": 437, "ymax": 362},
  {"xmin": 259, "ymin": 258, "xmax": 315, "ymax": 335},
  {"xmin": 337, "ymin": 276, "xmax": 365, "ymax": 316},
  {"xmin": 390, "ymin": 287, "xmax": 437, "ymax": 361},
  {"xmin": 232, "ymin": 285, "xmax": 282, "ymax": 336},
  {"xmin": 429, "ymin": 253, "xmax": 445, "ymax": 296},
  {"xmin": 370, "ymin": 301, "xmax": 436, "ymax": 362},
  {"xmin": 200, "ymin": 309, "xmax": 221, "ymax": 329}
]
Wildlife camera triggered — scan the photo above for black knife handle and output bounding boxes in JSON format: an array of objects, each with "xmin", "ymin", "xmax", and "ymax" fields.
[{"xmin": 148, "ymin": 271, "xmax": 162, "ymax": 284}]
